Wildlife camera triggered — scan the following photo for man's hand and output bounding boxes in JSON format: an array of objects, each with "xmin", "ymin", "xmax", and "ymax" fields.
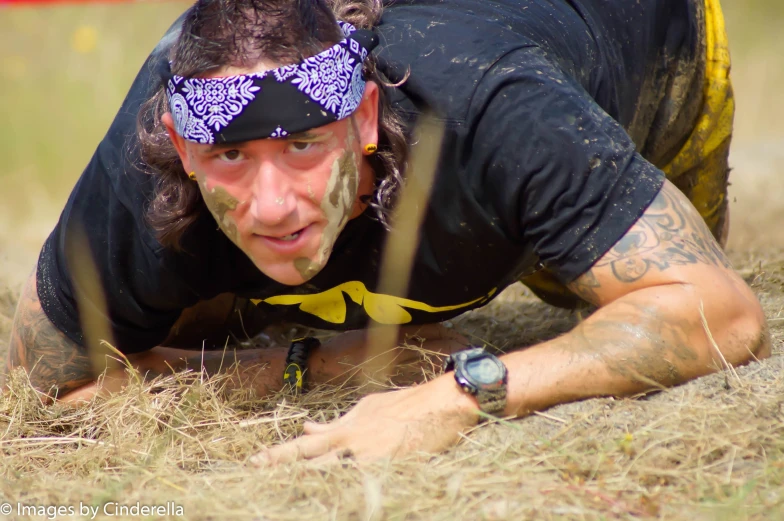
[
  {"xmin": 250, "ymin": 375, "xmax": 480, "ymax": 465},
  {"xmin": 248, "ymin": 325, "xmax": 474, "ymax": 465}
]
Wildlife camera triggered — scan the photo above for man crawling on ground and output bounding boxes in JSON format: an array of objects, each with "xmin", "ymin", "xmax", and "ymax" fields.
[{"xmin": 5, "ymin": 0, "xmax": 770, "ymax": 464}]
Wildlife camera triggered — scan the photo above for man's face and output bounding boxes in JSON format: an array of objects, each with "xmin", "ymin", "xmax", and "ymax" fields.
[{"xmin": 165, "ymin": 70, "xmax": 379, "ymax": 286}]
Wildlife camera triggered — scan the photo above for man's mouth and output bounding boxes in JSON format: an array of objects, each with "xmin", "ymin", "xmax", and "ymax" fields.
[
  {"xmin": 257, "ymin": 225, "xmax": 311, "ymax": 248},
  {"xmin": 279, "ymin": 231, "xmax": 301, "ymax": 241}
]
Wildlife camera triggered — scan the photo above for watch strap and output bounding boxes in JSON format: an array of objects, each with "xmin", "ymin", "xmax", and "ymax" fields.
[{"xmin": 475, "ymin": 387, "xmax": 507, "ymax": 418}]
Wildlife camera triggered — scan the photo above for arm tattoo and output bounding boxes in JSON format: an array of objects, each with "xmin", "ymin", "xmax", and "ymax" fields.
[
  {"xmin": 568, "ymin": 269, "xmax": 601, "ymax": 304},
  {"xmin": 594, "ymin": 183, "xmax": 731, "ymax": 283},
  {"xmin": 7, "ymin": 274, "xmax": 93, "ymax": 398},
  {"xmin": 566, "ymin": 301, "xmax": 700, "ymax": 387},
  {"xmin": 559, "ymin": 182, "xmax": 760, "ymax": 388}
]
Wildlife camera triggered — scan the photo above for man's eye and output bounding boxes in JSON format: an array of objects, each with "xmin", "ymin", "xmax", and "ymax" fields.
[
  {"xmin": 218, "ymin": 150, "xmax": 244, "ymax": 162},
  {"xmin": 289, "ymin": 142, "xmax": 314, "ymax": 153}
]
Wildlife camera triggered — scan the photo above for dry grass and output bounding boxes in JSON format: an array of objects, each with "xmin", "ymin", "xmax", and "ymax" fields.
[{"xmin": 1, "ymin": 267, "xmax": 784, "ymax": 520}]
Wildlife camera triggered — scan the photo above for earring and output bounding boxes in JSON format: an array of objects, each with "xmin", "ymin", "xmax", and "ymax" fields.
[
  {"xmin": 363, "ymin": 143, "xmax": 378, "ymax": 155},
  {"xmin": 188, "ymin": 171, "xmax": 197, "ymax": 181}
]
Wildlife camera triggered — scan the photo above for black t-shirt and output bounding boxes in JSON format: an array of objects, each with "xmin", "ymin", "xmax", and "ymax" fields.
[{"xmin": 38, "ymin": 0, "xmax": 701, "ymax": 353}]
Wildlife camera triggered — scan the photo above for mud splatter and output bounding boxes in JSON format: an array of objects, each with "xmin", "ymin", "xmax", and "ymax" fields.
[
  {"xmin": 293, "ymin": 257, "xmax": 320, "ymax": 280},
  {"xmin": 200, "ymin": 181, "xmax": 242, "ymax": 245},
  {"xmin": 319, "ymin": 150, "xmax": 358, "ymax": 251},
  {"xmin": 293, "ymin": 149, "xmax": 359, "ymax": 281},
  {"xmin": 306, "ymin": 175, "xmax": 317, "ymax": 202},
  {"xmin": 293, "ymin": 128, "xmax": 360, "ymax": 282}
]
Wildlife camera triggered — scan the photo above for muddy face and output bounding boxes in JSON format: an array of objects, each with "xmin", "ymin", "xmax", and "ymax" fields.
[
  {"xmin": 173, "ymin": 101, "xmax": 374, "ymax": 287},
  {"xmin": 183, "ymin": 122, "xmax": 366, "ymax": 286},
  {"xmin": 293, "ymin": 145, "xmax": 360, "ymax": 280},
  {"xmin": 198, "ymin": 180, "xmax": 242, "ymax": 245},
  {"xmin": 163, "ymin": 59, "xmax": 379, "ymax": 287}
]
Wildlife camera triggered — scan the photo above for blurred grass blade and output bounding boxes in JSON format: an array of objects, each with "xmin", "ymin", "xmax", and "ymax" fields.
[
  {"xmin": 64, "ymin": 222, "xmax": 121, "ymax": 378},
  {"xmin": 363, "ymin": 113, "xmax": 444, "ymax": 384}
]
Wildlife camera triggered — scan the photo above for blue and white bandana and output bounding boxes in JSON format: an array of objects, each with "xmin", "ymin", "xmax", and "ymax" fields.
[{"xmin": 164, "ymin": 22, "xmax": 378, "ymax": 144}]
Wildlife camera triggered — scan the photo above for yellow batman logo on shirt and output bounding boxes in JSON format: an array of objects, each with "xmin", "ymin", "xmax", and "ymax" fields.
[{"xmin": 250, "ymin": 281, "xmax": 496, "ymax": 325}]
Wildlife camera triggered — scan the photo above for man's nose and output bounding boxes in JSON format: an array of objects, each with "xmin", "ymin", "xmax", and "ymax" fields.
[{"xmin": 249, "ymin": 161, "xmax": 297, "ymax": 225}]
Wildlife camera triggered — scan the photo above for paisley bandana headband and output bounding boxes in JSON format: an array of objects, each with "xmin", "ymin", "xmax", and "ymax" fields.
[{"xmin": 164, "ymin": 22, "xmax": 379, "ymax": 144}]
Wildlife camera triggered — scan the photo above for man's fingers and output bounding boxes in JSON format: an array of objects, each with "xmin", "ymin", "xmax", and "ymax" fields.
[
  {"xmin": 302, "ymin": 421, "xmax": 334, "ymax": 435},
  {"xmin": 307, "ymin": 452, "xmax": 340, "ymax": 467},
  {"xmin": 309, "ymin": 448, "xmax": 357, "ymax": 467},
  {"xmin": 250, "ymin": 434, "xmax": 333, "ymax": 466}
]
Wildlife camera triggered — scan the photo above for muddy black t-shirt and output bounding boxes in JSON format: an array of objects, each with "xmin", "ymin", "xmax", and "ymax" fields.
[{"xmin": 38, "ymin": 0, "xmax": 701, "ymax": 353}]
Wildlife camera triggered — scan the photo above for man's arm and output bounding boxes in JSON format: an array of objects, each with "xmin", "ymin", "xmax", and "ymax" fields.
[
  {"xmin": 502, "ymin": 179, "xmax": 769, "ymax": 415},
  {"xmin": 5, "ymin": 271, "xmax": 95, "ymax": 398},
  {"xmin": 256, "ymin": 180, "xmax": 770, "ymax": 464},
  {"xmin": 3, "ymin": 270, "xmax": 290, "ymax": 402},
  {"xmin": 5, "ymin": 269, "xmax": 464, "ymax": 403}
]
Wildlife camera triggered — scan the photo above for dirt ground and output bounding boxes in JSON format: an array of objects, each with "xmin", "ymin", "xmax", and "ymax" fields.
[{"xmin": 1, "ymin": 1, "xmax": 784, "ymax": 520}]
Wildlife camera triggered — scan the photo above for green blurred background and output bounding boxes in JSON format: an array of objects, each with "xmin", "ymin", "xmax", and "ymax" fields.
[{"xmin": 0, "ymin": 0, "xmax": 782, "ymax": 285}]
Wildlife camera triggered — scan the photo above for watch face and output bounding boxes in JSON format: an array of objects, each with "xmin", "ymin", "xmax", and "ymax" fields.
[{"xmin": 465, "ymin": 357, "xmax": 503, "ymax": 385}]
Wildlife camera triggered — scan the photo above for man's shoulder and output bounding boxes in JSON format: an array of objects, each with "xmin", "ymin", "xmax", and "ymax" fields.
[
  {"xmin": 377, "ymin": 0, "xmax": 699, "ymax": 119},
  {"xmin": 375, "ymin": 0, "xmax": 602, "ymax": 121}
]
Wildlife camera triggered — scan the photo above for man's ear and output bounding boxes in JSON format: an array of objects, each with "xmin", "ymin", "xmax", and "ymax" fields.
[
  {"xmin": 354, "ymin": 81, "xmax": 379, "ymax": 148},
  {"xmin": 161, "ymin": 112, "xmax": 192, "ymax": 173}
]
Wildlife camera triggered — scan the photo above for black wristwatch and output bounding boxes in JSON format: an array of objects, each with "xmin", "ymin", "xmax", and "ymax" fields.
[
  {"xmin": 444, "ymin": 347, "xmax": 507, "ymax": 417},
  {"xmin": 283, "ymin": 337, "xmax": 320, "ymax": 392}
]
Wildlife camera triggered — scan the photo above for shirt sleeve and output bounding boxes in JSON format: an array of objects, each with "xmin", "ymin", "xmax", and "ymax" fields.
[
  {"xmin": 36, "ymin": 15, "xmax": 200, "ymax": 354},
  {"xmin": 466, "ymin": 46, "xmax": 665, "ymax": 283},
  {"xmin": 36, "ymin": 150, "xmax": 201, "ymax": 354}
]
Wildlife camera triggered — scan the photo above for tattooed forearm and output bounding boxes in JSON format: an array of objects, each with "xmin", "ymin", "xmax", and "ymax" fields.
[
  {"xmin": 565, "ymin": 299, "xmax": 700, "ymax": 387},
  {"xmin": 527, "ymin": 181, "xmax": 770, "ymax": 412},
  {"xmin": 596, "ymin": 182, "xmax": 732, "ymax": 283},
  {"xmin": 6, "ymin": 271, "xmax": 93, "ymax": 398},
  {"xmin": 545, "ymin": 291, "xmax": 762, "ymax": 402}
]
